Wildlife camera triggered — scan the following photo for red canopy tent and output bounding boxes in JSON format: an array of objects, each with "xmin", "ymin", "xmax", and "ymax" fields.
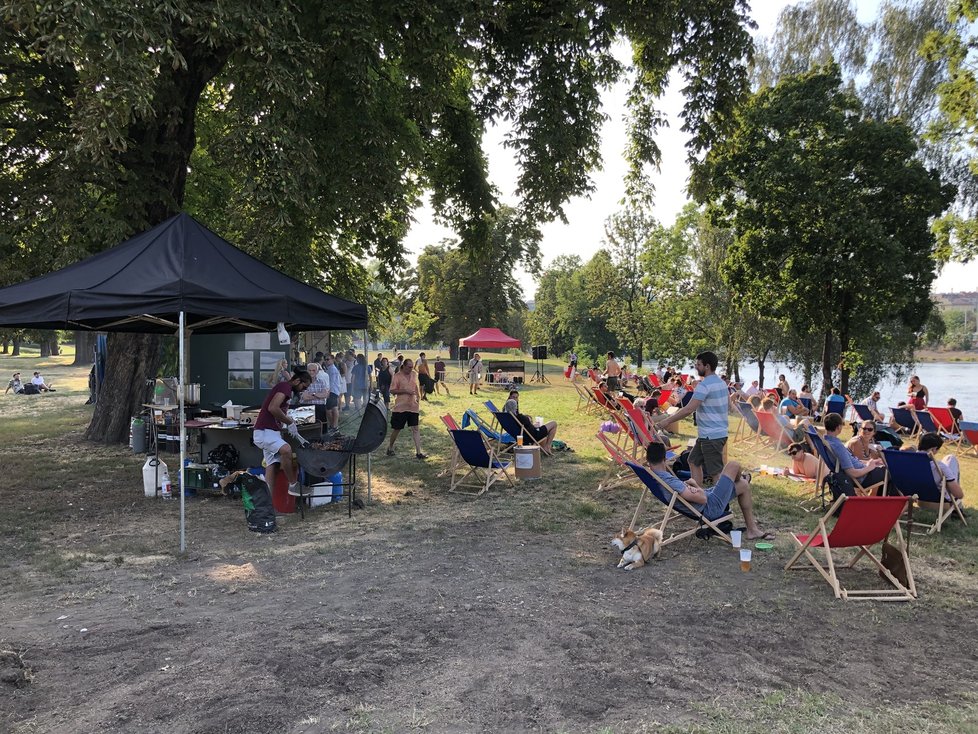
[{"xmin": 459, "ymin": 327, "xmax": 522, "ymax": 349}]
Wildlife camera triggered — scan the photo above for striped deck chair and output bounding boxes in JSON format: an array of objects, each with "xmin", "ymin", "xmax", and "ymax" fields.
[
  {"xmin": 624, "ymin": 462, "xmax": 733, "ymax": 546},
  {"xmin": 785, "ymin": 495, "xmax": 916, "ymax": 601},
  {"xmin": 958, "ymin": 420, "xmax": 978, "ymax": 457},
  {"xmin": 447, "ymin": 429, "xmax": 514, "ymax": 496},
  {"xmin": 883, "ymin": 448, "xmax": 966, "ymax": 534},
  {"xmin": 755, "ymin": 410, "xmax": 794, "ymax": 455}
]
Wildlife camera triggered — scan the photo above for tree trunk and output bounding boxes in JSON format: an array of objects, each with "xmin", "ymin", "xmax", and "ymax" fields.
[
  {"xmin": 839, "ymin": 328, "xmax": 850, "ymax": 396},
  {"xmin": 49, "ymin": 335, "xmax": 59, "ymax": 356},
  {"xmin": 73, "ymin": 331, "xmax": 97, "ymax": 366},
  {"xmin": 0, "ymin": 338, "xmax": 7, "ymax": 354},
  {"xmin": 85, "ymin": 333, "xmax": 162, "ymax": 443},
  {"xmin": 85, "ymin": 41, "xmax": 232, "ymax": 443},
  {"xmin": 820, "ymin": 329, "xmax": 833, "ymax": 400},
  {"xmin": 756, "ymin": 347, "xmax": 770, "ymax": 387},
  {"xmin": 12, "ymin": 336, "xmax": 21, "ymax": 356},
  {"xmin": 40, "ymin": 337, "xmax": 51, "ymax": 357}
]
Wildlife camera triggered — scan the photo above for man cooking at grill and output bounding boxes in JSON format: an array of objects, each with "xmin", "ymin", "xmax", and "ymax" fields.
[{"xmin": 253, "ymin": 369, "xmax": 311, "ymax": 497}]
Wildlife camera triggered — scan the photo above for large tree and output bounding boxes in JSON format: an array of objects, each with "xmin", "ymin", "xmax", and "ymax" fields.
[
  {"xmin": 1, "ymin": 0, "xmax": 754, "ymax": 442},
  {"xmin": 701, "ymin": 67, "xmax": 953, "ymax": 394}
]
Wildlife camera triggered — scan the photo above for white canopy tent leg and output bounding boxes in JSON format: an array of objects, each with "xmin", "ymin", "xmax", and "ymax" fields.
[{"xmin": 179, "ymin": 311, "xmax": 186, "ymax": 552}]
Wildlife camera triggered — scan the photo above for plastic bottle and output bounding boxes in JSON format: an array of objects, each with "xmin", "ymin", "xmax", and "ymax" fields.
[
  {"xmin": 154, "ymin": 380, "xmax": 165, "ymax": 404},
  {"xmin": 160, "ymin": 467, "xmax": 173, "ymax": 499}
]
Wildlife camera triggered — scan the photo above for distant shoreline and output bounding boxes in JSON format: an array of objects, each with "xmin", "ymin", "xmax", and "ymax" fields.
[{"xmin": 916, "ymin": 349, "xmax": 978, "ymax": 363}]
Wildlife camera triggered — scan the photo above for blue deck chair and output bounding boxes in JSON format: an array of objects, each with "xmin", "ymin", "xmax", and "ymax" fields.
[
  {"xmin": 824, "ymin": 399, "xmax": 846, "ymax": 419},
  {"xmin": 624, "ymin": 461, "xmax": 733, "ymax": 547},
  {"xmin": 800, "ymin": 397, "xmax": 815, "ymax": 415},
  {"xmin": 914, "ymin": 411, "xmax": 949, "ymax": 439},
  {"xmin": 882, "ymin": 448, "xmax": 966, "ymax": 534},
  {"xmin": 852, "ymin": 404, "xmax": 874, "ymax": 422},
  {"xmin": 462, "ymin": 409, "xmax": 516, "ymax": 451},
  {"xmin": 494, "ymin": 410, "xmax": 553, "ymax": 456},
  {"xmin": 483, "ymin": 400, "xmax": 501, "ymax": 414},
  {"xmin": 958, "ymin": 420, "xmax": 978, "ymax": 457},
  {"xmin": 732, "ymin": 400, "xmax": 760, "ymax": 444},
  {"xmin": 448, "ymin": 429, "xmax": 514, "ymax": 495},
  {"xmin": 890, "ymin": 407, "xmax": 920, "ymax": 440}
]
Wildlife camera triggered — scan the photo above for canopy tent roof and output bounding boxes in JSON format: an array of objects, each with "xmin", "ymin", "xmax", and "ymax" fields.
[
  {"xmin": 0, "ymin": 213, "xmax": 368, "ymax": 333},
  {"xmin": 458, "ymin": 327, "xmax": 522, "ymax": 349}
]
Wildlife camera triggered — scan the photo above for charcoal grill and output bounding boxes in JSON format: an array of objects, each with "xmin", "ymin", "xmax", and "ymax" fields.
[{"xmin": 294, "ymin": 392, "xmax": 388, "ymax": 517}]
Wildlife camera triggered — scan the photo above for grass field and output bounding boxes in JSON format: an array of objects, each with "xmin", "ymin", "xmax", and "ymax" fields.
[{"xmin": 1, "ymin": 349, "xmax": 977, "ymax": 732}]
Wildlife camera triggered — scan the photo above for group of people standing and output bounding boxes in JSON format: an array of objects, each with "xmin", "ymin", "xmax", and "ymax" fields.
[{"xmin": 300, "ymin": 350, "xmax": 371, "ymax": 435}]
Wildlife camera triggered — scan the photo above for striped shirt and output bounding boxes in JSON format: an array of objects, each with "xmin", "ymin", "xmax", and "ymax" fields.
[{"xmin": 692, "ymin": 374, "xmax": 729, "ymax": 440}]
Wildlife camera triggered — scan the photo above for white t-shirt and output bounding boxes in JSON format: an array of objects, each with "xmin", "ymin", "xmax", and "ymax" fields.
[{"xmin": 31, "ymin": 375, "xmax": 44, "ymax": 386}]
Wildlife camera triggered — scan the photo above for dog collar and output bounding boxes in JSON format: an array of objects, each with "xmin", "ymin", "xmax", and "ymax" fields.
[{"xmin": 620, "ymin": 538, "xmax": 639, "ymax": 555}]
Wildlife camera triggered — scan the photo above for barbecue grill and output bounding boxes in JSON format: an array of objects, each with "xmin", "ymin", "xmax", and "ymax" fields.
[{"xmin": 294, "ymin": 392, "xmax": 388, "ymax": 517}]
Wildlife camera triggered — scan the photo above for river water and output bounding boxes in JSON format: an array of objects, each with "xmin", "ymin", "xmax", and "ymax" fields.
[{"xmin": 725, "ymin": 362, "xmax": 978, "ymax": 419}]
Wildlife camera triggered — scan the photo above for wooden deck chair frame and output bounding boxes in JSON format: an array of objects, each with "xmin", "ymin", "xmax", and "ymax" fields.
[
  {"xmin": 463, "ymin": 408, "xmax": 516, "ymax": 454},
  {"xmin": 494, "ymin": 410, "xmax": 553, "ymax": 457},
  {"xmin": 447, "ymin": 429, "xmax": 514, "ymax": 496},
  {"xmin": 440, "ymin": 414, "xmax": 462, "ymax": 477},
  {"xmin": 574, "ymin": 382, "xmax": 597, "ymax": 414},
  {"xmin": 624, "ymin": 461, "xmax": 733, "ymax": 547},
  {"xmin": 596, "ymin": 431, "xmax": 640, "ymax": 491},
  {"xmin": 882, "ymin": 448, "xmax": 966, "ymax": 534},
  {"xmin": 915, "ymin": 411, "xmax": 959, "ymax": 449},
  {"xmin": 784, "ymin": 494, "xmax": 916, "ymax": 601}
]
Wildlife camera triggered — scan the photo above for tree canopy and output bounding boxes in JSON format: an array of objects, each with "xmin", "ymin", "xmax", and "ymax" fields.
[{"xmin": 0, "ymin": 0, "xmax": 755, "ymax": 441}]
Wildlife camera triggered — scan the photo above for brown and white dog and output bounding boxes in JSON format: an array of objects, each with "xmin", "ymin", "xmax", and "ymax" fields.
[{"xmin": 611, "ymin": 526, "xmax": 663, "ymax": 570}]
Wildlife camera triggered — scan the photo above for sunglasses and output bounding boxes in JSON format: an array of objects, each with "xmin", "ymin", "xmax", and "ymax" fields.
[
  {"xmin": 861, "ymin": 426, "xmax": 875, "ymax": 433},
  {"xmin": 788, "ymin": 450, "xmax": 799, "ymax": 456}
]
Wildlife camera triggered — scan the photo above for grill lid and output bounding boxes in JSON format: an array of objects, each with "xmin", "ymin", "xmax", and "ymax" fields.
[{"xmin": 351, "ymin": 393, "xmax": 388, "ymax": 454}]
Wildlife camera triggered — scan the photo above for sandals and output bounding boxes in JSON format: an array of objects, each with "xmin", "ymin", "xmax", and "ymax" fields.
[
  {"xmin": 385, "ymin": 449, "xmax": 395, "ymax": 456},
  {"xmin": 416, "ymin": 453, "xmax": 428, "ymax": 460},
  {"xmin": 741, "ymin": 472, "xmax": 752, "ymax": 484}
]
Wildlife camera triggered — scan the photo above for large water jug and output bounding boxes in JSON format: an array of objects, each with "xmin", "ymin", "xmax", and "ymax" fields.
[{"xmin": 142, "ymin": 457, "xmax": 167, "ymax": 498}]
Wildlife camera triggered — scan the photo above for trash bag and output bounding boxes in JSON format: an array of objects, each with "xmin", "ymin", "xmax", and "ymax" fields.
[
  {"xmin": 207, "ymin": 443, "xmax": 240, "ymax": 473},
  {"xmin": 238, "ymin": 472, "xmax": 277, "ymax": 534}
]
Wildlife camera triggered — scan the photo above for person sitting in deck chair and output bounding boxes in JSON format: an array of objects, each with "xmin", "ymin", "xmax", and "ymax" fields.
[
  {"xmin": 503, "ymin": 389, "xmax": 558, "ymax": 452},
  {"xmin": 915, "ymin": 432, "xmax": 964, "ymax": 502},
  {"xmin": 823, "ymin": 413, "xmax": 887, "ymax": 488},
  {"xmin": 645, "ymin": 442, "xmax": 773, "ymax": 540}
]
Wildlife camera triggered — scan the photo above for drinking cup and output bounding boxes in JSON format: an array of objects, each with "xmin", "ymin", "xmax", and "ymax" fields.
[
  {"xmin": 730, "ymin": 530, "xmax": 742, "ymax": 548},
  {"xmin": 739, "ymin": 548, "xmax": 752, "ymax": 572}
]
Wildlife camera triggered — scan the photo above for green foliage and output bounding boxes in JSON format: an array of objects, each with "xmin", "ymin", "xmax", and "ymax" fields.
[{"xmin": 702, "ymin": 67, "xmax": 953, "ymax": 392}]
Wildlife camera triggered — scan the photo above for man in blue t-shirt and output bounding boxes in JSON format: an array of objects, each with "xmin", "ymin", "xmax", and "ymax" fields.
[
  {"xmin": 645, "ymin": 442, "xmax": 772, "ymax": 539},
  {"xmin": 823, "ymin": 413, "xmax": 887, "ymax": 488},
  {"xmin": 653, "ymin": 350, "xmax": 729, "ymax": 486}
]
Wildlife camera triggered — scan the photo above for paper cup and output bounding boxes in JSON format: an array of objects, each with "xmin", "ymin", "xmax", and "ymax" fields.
[{"xmin": 730, "ymin": 530, "xmax": 742, "ymax": 548}]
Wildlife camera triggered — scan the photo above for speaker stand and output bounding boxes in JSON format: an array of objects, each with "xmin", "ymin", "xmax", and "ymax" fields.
[
  {"xmin": 529, "ymin": 358, "xmax": 550, "ymax": 384},
  {"xmin": 454, "ymin": 359, "xmax": 468, "ymax": 384}
]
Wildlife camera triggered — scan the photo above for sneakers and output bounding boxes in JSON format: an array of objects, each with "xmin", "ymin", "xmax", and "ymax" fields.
[
  {"xmin": 287, "ymin": 482, "xmax": 305, "ymax": 497},
  {"xmin": 416, "ymin": 453, "xmax": 428, "ymax": 460},
  {"xmin": 385, "ymin": 448, "xmax": 395, "ymax": 456}
]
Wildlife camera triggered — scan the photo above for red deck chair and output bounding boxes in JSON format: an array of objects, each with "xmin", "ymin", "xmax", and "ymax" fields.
[
  {"xmin": 754, "ymin": 410, "xmax": 793, "ymax": 455},
  {"xmin": 926, "ymin": 407, "xmax": 962, "ymax": 448},
  {"xmin": 656, "ymin": 388, "xmax": 673, "ymax": 408},
  {"xmin": 958, "ymin": 420, "xmax": 978, "ymax": 457},
  {"xmin": 785, "ymin": 495, "xmax": 916, "ymax": 601},
  {"xmin": 441, "ymin": 413, "xmax": 462, "ymax": 476}
]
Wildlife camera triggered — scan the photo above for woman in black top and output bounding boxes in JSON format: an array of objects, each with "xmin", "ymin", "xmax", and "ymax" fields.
[{"xmin": 376, "ymin": 357, "xmax": 393, "ymax": 406}]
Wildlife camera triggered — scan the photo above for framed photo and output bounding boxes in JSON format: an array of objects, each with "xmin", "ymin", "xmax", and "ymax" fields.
[
  {"xmin": 228, "ymin": 351, "xmax": 253, "ymax": 370},
  {"xmin": 228, "ymin": 370, "xmax": 254, "ymax": 390}
]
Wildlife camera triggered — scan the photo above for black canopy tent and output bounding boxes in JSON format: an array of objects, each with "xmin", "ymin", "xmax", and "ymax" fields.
[{"xmin": 0, "ymin": 213, "xmax": 369, "ymax": 550}]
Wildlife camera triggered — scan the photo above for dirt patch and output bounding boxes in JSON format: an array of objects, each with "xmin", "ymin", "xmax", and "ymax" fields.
[{"xmin": 2, "ymin": 476, "xmax": 977, "ymax": 733}]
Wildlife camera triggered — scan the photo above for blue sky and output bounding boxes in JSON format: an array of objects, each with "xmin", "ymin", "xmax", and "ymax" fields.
[{"xmin": 404, "ymin": 0, "xmax": 976, "ymax": 296}]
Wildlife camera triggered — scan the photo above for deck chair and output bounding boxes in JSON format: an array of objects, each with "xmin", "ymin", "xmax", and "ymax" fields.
[
  {"xmin": 732, "ymin": 400, "xmax": 761, "ymax": 444},
  {"xmin": 596, "ymin": 431, "xmax": 641, "ymax": 491},
  {"xmin": 656, "ymin": 388, "xmax": 673, "ymax": 408},
  {"xmin": 441, "ymin": 414, "xmax": 462, "ymax": 475},
  {"xmin": 927, "ymin": 407, "xmax": 962, "ymax": 448},
  {"xmin": 462, "ymin": 409, "xmax": 516, "ymax": 452},
  {"xmin": 824, "ymin": 400, "xmax": 846, "ymax": 419},
  {"xmin": 494, "ymin": 410, "xmax": 553, "ymax": 456},
  {"xmin": 592, "ymin": 388, "xmax": 620, "ymax": 416},
  {"xmin": 958, "ymin": 420, "xmax": 978, "ymax": 457},
  {"xmin": 882, "ymin": 448, "xmax": 966, "ymax": 534},
  {"xmin": 624, "ymin": 461, "xmax": 733, "ymax": 547},
  {"xmin": 915, "ymin": 411, "xmax": 959, "ymax": 447},
  {"xmin": 447, "ymin": 429, "xmax": 514, "ymax": 496},
  {"xmin": 754, "ymin": 410, "xmax": 794, "ymax": 455},
  {"xmin": 804, "ymin": 428, "xmax": 885, "ymax": 499},
  {"xmin": 784, "ymin": 495, "xmax": 916, "ymax": 601},
  {"xmin": 890, "ymin": 406, "xmax": 920, "ymax": 440},
  {"xmin": 574, "ymin": 382, "xmax": 597, "ymax": 413},
  {"xmin": 799, "ymin": 397, "xmax": 815, "ymax": 415},
  {"xmin": 852, "ymin": 404, "xmax": 874, "ymax": 422}
]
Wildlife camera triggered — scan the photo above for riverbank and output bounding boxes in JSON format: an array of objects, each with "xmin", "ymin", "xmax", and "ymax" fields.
[{"xmin": 916, "ymin": 349, "xmax": 978, "ymax": 362}]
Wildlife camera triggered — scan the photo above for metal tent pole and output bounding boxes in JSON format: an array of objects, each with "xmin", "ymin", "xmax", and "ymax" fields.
[
  {"xmin": 364, "ymin": 327, "xmax": 372, "ymax": 503},
  {"xmin": 178, "ymin": 311, "xmax": 186, "ymax": 553}
]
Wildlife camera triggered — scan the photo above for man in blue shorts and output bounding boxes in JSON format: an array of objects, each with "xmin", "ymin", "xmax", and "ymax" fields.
[
  {"xmin": 646, "ymin": 442, "xmax": 772, "ymax": 540},
  {"xmin": 652, "ymin": 350, "xmax": 729, "ymax": 486}
]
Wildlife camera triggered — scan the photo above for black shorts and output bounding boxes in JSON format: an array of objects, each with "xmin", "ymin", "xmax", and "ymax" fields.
[
  {"xmin": 390, "ymin": 411, "xmax": 419, "ymax": 430},
  {"xmin": 326, "ymin": 394, "xmax": 339, "ymax": 409}
]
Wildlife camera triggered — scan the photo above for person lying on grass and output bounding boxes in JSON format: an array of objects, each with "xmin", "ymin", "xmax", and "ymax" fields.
[{"xmin": 645, "ymin": 441, "xmax": 773, "ymax": 541}]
